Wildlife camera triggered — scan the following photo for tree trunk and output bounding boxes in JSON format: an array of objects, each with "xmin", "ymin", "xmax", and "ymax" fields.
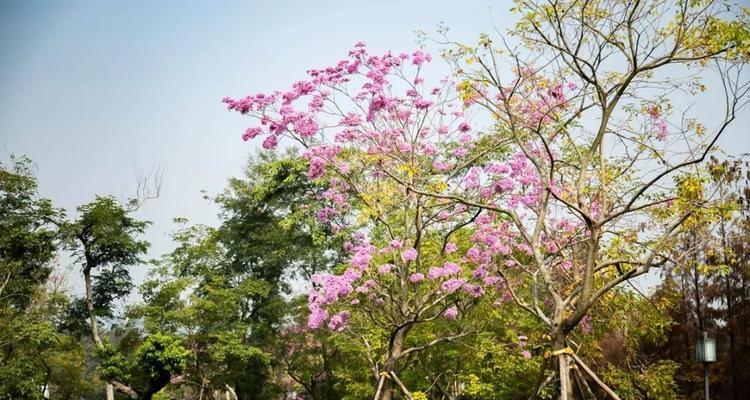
[
  {"xmin": 84, "ymin": 267, "xmax": 113, "ymax": 400},
  {"xmin": 552, "ymin": 334, "xmax": 574, "ymax": 400},
  {"xmin": 378, "ymin": 358, "xmax": 399, "ymax": 400},
  {"xmin": 106, "ymin": 383, "xmax": 115, "ymax": 400},
  {"xmin": 83, "ymin": 267, "xmax": 103, "ymax": 347},
  {"xmin": 376, "ymin": 327, "xmax": 409, "ymax": 400},
  {"xmin": 724, "ymin": 274, "xmax": 737, "ymax": 400},
  {"xmin": 84, "ymin": 264, "xmax": 139, "ymax": 399}
]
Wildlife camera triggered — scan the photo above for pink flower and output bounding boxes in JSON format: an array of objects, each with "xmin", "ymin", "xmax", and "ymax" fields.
[
  {"xmin": 441, "ymin": 262, "xmax": 461, "ymax": 275},
  {"xmin": 242, "ymin": 127, "xmax": 263, "ymax": 141},
  {"xmin": 316, "ymin": 207, "xmax": 337, "ymax": 223},
  {"xmin": 466, "ymin": 247, "xmax": 481, "ymax": 263},
  {"xmin": 427, "ymin": 267, "xmax": 443, "ymax": 280},
  {"xmin": 581, "ymin": 315, "xmax": 592, "ymax": 334},
  {"xmin": 307, "ymin": 305, "xmax": 328, "ymax": 329},
  {"xmin": 433, "ymin": 160, "xmax": 452, "ymax": 171},
  {"xmin": 349, "ymin": 243, "xmax": 375, "ymax": 269},
  {"xmin": 422, "ymin": 143, "xmax": 437, "ymax": 155},
  {"xmin": 483, "ymin": 276, "xmax": 501, "ymax": 286},
  {"xmin": 516, "ymin": 243, "xmax": 533, "ymax": 256},
  {"xmin": 655, "ymin": 119, "xmax": 668, "ymax": 140},
  {"xmin": 462, "ymin": 283, "xmax": 485, "ymax": 298},
  {"xmin": 412, "ymin": 51, "xmax": 432, "ymax": 66},
  {"xmin": 401, "ymin": 248, "xmax": 418, "ymax": 262},
  {"xmin": 397, "ymin": 142, "xmax": 412, "ymax": 152},
  {"xmin": 458, "ymin": 122, "xmax": 471, "ymax": 132},
  {"xmin": 378, "ymin": 264, "xmax": 394, "ymax": 274},
  {"xmin": 294, "ymin": 114, "xmax": 318, "ymax": 137},
  {"xmin": 307, "ymin": 157, "xmax": 325, "ymax": 180},
  {"xmin": 444, "ymin": 242, "xmax": 458, "ymax": 254},
  {"xmin": 409, "ymin": 273, "xmax": 425, "ymax": 283},
  {"xmin": 487, "ymin": 163, "xmax": 510, "ymax": 175},
  {"xmin": 327, "ymin": 310, "xmax": 351, "ymax": 332},
  {"xmin": 340, "ymin": 112, "xmax": 361, "ymax": 127},
  {"xmin": 444, "ymin": 306, "xmax": 458, "ymax": 320},
  {"xmin": 453, "ymin": 147, "xmax": 468, "ymax": 157},
  {"xmin": 472, "ymin": 267, "xmax": 488, "ymax": 279},
  {"xmin": 441, "ymin": 278, "xmax": 466, "ymax": 293},
  {"xmin": 355, "ymin": 279, "xmax": 376, "ymax": 294},
  {"xmin": 521, "ymin": 350, "xmax": 532, "ymax": 359},
  {"xmin": 262, "ymin": 135, "xmax": 278, "ymax": 149},
  {"xmin": 414, "ymin": 98, "xmax": 434, "ymax": 110},
  {"xmin": 389, "ymin": 240, "xmax": 402, "ymax": 249}
]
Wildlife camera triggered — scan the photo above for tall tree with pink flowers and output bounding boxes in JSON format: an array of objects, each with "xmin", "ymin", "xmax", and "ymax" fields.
[
  {"xmin": 226, "ymin": 43, "xmax": 510, "ymax": 399},
  {"xmin": 225, "ymin": 1, "xmax": 750, "ymax": 398}
]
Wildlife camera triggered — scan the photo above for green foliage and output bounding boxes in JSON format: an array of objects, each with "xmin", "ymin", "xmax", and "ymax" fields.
[
  {"xmin": 62, "ymin": 194, "xmax": 150, "ymax": 329},
  {"xmin": 65, "ymin": 195, "xmax": 150, "ymax": 269},
  {"xmin": 406, "ymin": 304, "xmax": 551, "ymax": 400},
  {"xmin": 133, "ymin": 333, "xmax": 190, "ymax": 396},
  {"xmin": 0, "ymin": 156, "xmax": 93, "ymax": 400},
  {"xmin": 603, "ymin": 360, "xmax": 679, "ymax": 400},
  {"xmin": 0, "ymin": 155, "xmax": 59, "ymax": 309},
  {"xmin": 130, "ymin": 151, "xmax": 344, "ymax": 399},
  {"xmin": 3, "ymin": 101, "xmax": 746, "ymax": 400},
  {"xmin": 96, "ymin": 339, "xmax": 133, "ymax": 382}
]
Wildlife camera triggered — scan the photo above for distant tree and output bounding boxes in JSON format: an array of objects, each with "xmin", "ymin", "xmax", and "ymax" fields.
[
  {"xmin": 132, "ymin": 151, "xmax": 344, "ymax": 399},
  {"xmin": 705, "ymin": 156, "xmax": 750, "ymax": 400},
  {"xmin": 61, "ymin": 182, "xmax": 190, "ymax": 400},
  {"xmin": 0, "ymin": 156, "xmax": 90, "ymax": 399},
  {"xmin": 0, "ymin": 155, "xmax": 58, "ymax": 310},
  {"xmin": 652, "ymin": 156, "xmax": 750, "ymax": 399}
]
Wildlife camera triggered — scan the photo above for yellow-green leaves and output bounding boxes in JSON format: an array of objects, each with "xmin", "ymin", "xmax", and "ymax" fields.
[
  {"xmin": 457, "ymin": 80, "xmax": 477, "ymax": 105},
  {"xmin": 412, "ymin": 391, "xmax": 429, "ymax": 400}
]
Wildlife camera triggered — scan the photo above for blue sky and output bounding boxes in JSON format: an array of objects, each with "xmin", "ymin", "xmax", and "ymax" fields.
[
  {"xmin": 1, "ymin": 0, "xmax": 749, "ymax": 294},
  {"xmin": 0, "ymin": 0, "xmax": 508, "ymax": 290}
]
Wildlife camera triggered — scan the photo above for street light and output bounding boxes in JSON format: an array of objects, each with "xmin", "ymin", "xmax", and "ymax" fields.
[{"xmin": 695, "ymin": 331, "xmax": 716, "ymax": 400}]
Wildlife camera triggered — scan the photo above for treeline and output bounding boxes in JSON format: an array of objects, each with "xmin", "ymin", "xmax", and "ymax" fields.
[{"xmin": 1, "ymin": 152, "xmax": 748, "ymax": 400}]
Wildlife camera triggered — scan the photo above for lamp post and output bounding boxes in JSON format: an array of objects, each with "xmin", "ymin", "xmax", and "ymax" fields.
[{"xmin": 695, "ymin": 331, "xmax": 716, "ymax": 400}]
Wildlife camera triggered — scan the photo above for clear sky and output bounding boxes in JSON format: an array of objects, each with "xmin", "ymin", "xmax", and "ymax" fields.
[{"xmin": 1, "ymin": 0, "xmax": 749, "ymax": 295}]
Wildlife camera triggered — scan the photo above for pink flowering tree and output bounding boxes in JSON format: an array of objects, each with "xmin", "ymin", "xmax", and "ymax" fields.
[
  {"xmin": 225, "ymin": 44, "xmax": 507, "ymax": 399},
  {"xmin": 425, "ymin": 0, "xmax": 749, "ymax": 397},
  {"xmin": 225, "ymin": 1, "xmax": 750, "ymax": 397}
]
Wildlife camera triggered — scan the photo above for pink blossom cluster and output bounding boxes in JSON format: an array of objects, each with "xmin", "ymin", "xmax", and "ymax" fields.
[
  {"xmin": 315, "ymin": 177, "xmax": 351, "ymax": 229},
  {"xmin": 227, "ymin": 43, "xmax": 591, "ymax": 334},
  {"xmin": 444, "ymin": 306, "xmax": 459, "ymax": 320},
  {"xmin": 645, "ymin": 104, "xmax": 669, "ymax": 141},
  {"xmin": 491, "ymin": 67, "xmax": 577, "ymax": 130},
  {"xmin": 224, "ymin": 42, "xmax": 483, "ymax": 191},
  {"xmin": 427, "ymin": 261, "xmax": 462, "ymax": 279},
  {"xmin": 328, "ymin": 310, "xmax": 351, "ymax": 332},
  {"xmin": 580, "ymin": 314, "xmax": 593, "ymax": 334},
  {"xmin": 305, "ymin": 230, "xmax": 509, "ymax": 330}
]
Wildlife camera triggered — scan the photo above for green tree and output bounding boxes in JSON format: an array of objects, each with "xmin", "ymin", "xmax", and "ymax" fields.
[
  {"xmin": 0, "ymin": 156, "xmax": 90, "ymax": 399},
  {"xmin": 62, "ymin": 194, "xmax": 164, "ymax": 399},
  {"xmin": 0, "ymin": 155, "xmax": 58, "ymax": 310},
  {"xmin": 133, "ymin": 151, "xmax": 344, "ymax": 399},
  {"xmin": 649, "ymin": 156, "xmax": 750, "ymax": 399}
]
